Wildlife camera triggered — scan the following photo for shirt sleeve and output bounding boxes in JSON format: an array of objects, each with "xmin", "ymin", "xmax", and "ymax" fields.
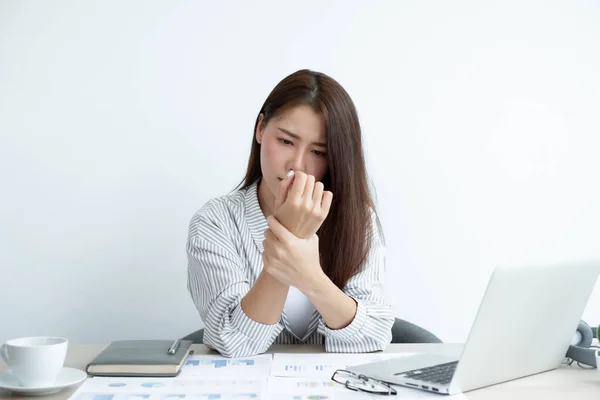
[
  {"xmin": 317, "ymin": 214, "xmax": 395, "ymax": 352},
  {"xmin": 186, "ymin": 209, "xmax": 284, "ymax": 358}
]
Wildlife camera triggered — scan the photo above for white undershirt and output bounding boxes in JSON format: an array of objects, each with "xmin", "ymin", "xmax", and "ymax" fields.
[{"xmin": 283, "ymin": 286, "xmax": 316, "ymax": 339}]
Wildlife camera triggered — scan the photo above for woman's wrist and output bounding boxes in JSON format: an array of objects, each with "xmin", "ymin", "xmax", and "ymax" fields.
[
  {"xmin": 260, "ymin": 267, "xmax": 290, "ymax": 289},
  {"xmin": 300, "ymin": 265, "xmax": 329, "ymax": 298},
  {"xmin": 301, "ymin": 267, "xmax": 358, "ymax": 330}
]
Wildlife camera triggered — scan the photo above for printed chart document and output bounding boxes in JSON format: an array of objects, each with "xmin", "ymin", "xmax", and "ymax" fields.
[
  {"xmin": 178, "ymin": 354, "xmax": 272, "ymax": 379},
  {"xmin": 270, "ymin": 353, "xmax": 415, "ymax": 378},
  {"xmin": 69, "ymin": 354, "xmax": 271, "ymax": 400},
  {"xmin": 69, "ymin": 352, "xmax": 466, "ymax": 400},
  {"xmin": 266, "ymin": 376, "xmax": 468, "ymax": 400},
  {"xmin": 70, "ymin": 376, "xmax": 265, "ymax": 400}
]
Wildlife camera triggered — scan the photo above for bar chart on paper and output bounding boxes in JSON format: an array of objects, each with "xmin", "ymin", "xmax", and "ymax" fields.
[
  {"xmin": 271, "ymin": 353, "xmax": 415, "ymax": 378},
  {"xmin": 271, "ymin": 354, "xmax": 387, "ymax": 378},
  {"xmin": 265, "ymin": 377, "xmax": 339, "ymax": 400},
  {"xmin": 184, "ymin": 360, "xmax": 255, "ymax": 368},
  {"xmin": 178, "ymin": 354, "xmax": 272, "ymax": 379},
  {"xmin": 283, "ymin": 364, "xmax": 329, "ymax": 373},
  {"xmin": 295, "ymin": 381, "xmax": 335, "ymax": 389}
]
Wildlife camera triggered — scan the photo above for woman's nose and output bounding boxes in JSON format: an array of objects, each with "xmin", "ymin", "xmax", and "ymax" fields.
[{"xmin": 288, "ymin": 151, "xmax": 305, "ymax": 172}]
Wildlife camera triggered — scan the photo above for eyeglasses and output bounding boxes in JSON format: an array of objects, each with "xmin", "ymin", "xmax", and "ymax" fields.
[{"xmin": 331, "ymin": 369, "xmax": 397, "ymax": 395}]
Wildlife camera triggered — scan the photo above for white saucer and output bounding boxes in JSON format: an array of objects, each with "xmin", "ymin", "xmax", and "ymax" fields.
[{"xmin": 0, "ymin": 367, "xmax": 87, "ymax": 396}]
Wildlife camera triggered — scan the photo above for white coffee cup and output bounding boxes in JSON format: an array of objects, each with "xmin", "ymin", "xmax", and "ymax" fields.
[{"xmin": 0, "ymin": 337, "xmax": 68, "ymax": 387}]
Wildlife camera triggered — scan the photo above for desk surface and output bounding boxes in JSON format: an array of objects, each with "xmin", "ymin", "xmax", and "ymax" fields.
[{"xmin": 1, "ymin": 343, "xmax": 598, "ymax": 399}]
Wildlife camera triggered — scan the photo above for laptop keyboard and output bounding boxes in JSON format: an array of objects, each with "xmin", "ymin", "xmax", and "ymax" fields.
[{"xmin": 400, "ymin": 361, "xmax": 458, "ymax": 385}]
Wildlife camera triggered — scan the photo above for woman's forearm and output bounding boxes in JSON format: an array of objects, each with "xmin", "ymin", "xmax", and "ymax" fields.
[
  {"xmin": 303, "ymin": 271, "xmax": 357, "ymax": 330},
  {"xmin": 241, "ymin": 269, "xmax": 290, "ymax": 324}
]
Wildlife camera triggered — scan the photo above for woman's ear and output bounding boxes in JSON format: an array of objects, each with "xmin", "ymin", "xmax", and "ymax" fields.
[{"xmin": 255, "ymin": 114, "xmax": 265, "ymax": 144}]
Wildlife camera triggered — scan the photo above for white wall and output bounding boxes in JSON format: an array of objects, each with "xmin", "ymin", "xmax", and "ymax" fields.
[{"xmin": 1, "ymin": 0, "xmax": 599, "ymax": 345}]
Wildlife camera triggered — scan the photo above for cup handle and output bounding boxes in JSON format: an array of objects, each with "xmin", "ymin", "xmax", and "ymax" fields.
[{"xmin": 0, "ymin": 344, "xmax": 8, "ymax": 363}]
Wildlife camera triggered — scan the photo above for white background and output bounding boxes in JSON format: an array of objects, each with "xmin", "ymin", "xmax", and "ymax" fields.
[{"xmin": 1, "ymin": 0, "xmax": 599, "ymax": 345}]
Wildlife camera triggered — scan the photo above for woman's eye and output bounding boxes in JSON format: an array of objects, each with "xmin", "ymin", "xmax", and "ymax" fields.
[
  {"xmin": 312, "ymin": 150, "xmax": 327, "ymax": 157},
  {"xmin": 280, "ymin": 139, "xmax": 293, "ymax": 145}
]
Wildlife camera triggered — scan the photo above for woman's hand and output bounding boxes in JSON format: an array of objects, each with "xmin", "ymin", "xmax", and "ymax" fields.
[
  {"xmin": 262, "ymin": 215, "xmax": 325, "ymax": 292},
  {"xmin": 273, "ymin": 171, "xmax": 333, "ymax": 239}
]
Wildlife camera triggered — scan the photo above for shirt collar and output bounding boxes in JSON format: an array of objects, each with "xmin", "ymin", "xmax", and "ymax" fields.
[{"xmin": 245, "ymin": 179, "xmax": 268, "ymax": 252}]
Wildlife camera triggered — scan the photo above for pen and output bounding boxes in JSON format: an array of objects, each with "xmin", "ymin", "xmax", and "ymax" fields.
[{"xmin": 167, "ymin": 338, "xmax": 181, "ymax": 355}]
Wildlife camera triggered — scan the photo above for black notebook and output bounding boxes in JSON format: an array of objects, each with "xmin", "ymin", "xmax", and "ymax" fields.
[{"xmin": 86, "ymin": 340, "xmax": 194, "ymax": 377}]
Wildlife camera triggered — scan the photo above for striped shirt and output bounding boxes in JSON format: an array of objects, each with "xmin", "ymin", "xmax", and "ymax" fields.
[{"xmin": 186, "ymin": 180, "xmax": 394, "ymax": 357}]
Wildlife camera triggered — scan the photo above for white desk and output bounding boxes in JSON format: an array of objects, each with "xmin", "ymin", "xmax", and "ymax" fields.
[{"xmin": 1, "ymin": 343, "xmax": 599, "ymax": 399}]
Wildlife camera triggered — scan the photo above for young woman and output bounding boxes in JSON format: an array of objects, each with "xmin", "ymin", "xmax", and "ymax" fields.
[{"xmin": 186, "ymin": 69, "xmax": 394, "ymax": 357}]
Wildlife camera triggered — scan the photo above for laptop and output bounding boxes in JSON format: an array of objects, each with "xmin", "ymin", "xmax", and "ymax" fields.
[{"xmin": 348, "ymin": 259, "xmax": 600, "ymax": 395}]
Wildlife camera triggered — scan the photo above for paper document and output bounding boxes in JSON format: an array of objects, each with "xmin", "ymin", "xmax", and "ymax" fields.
[
  {"xmin": 270, "ymin": 353, "xmax": 414, "ymax": 378},
  {"xmin": 266, "ymin": 376, "xmax": 350, "ymax": 400},
  {"xmin": 69, "ymin": 352, "xmax": 466, "ymax": 400},
  {"xmin": 266, "ymin": 376, "xmax": 468, "ymax": 400},
  {"xmin": 178, "ymin": 354, "xmax": 272, "ymax": 378},
  {"xmin": 69, "ymin": 376, "xmax": 266, "ymax": 400},
  {"xmin": 69, "ymin": 354, "xmax": 272, "ymax": 400}
]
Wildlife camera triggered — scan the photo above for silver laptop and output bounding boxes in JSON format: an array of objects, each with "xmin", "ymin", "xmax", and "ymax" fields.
[{"xmin": 349, "ymin": 259, "xmax": 600, "ymax": 395}]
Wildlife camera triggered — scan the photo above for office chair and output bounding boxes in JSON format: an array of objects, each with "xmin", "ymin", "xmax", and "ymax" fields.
[{"xmin": 183, "ymin": 318, "xmax": 442, "ymax": 344}]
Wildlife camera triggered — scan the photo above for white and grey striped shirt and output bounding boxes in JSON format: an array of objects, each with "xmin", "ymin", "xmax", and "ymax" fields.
[{"xmin": 186, "ymin": 180, "xmax": 394, "ymax": 357}]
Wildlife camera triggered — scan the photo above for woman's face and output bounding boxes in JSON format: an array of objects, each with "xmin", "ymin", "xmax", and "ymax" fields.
[{"xmin": 255, "ymin": 104, "xmax": 328, "ymax": 212}]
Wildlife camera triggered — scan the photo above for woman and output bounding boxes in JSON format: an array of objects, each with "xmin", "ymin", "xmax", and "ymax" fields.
[{"xmin": 186, "ymin": 69, "xmax": 394, "ymax": 357}]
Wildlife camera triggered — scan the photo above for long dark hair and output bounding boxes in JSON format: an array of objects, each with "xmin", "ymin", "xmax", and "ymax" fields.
[{"xmin": 239, "ymin": 69, "xmax": 382, "ymax": 290}]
